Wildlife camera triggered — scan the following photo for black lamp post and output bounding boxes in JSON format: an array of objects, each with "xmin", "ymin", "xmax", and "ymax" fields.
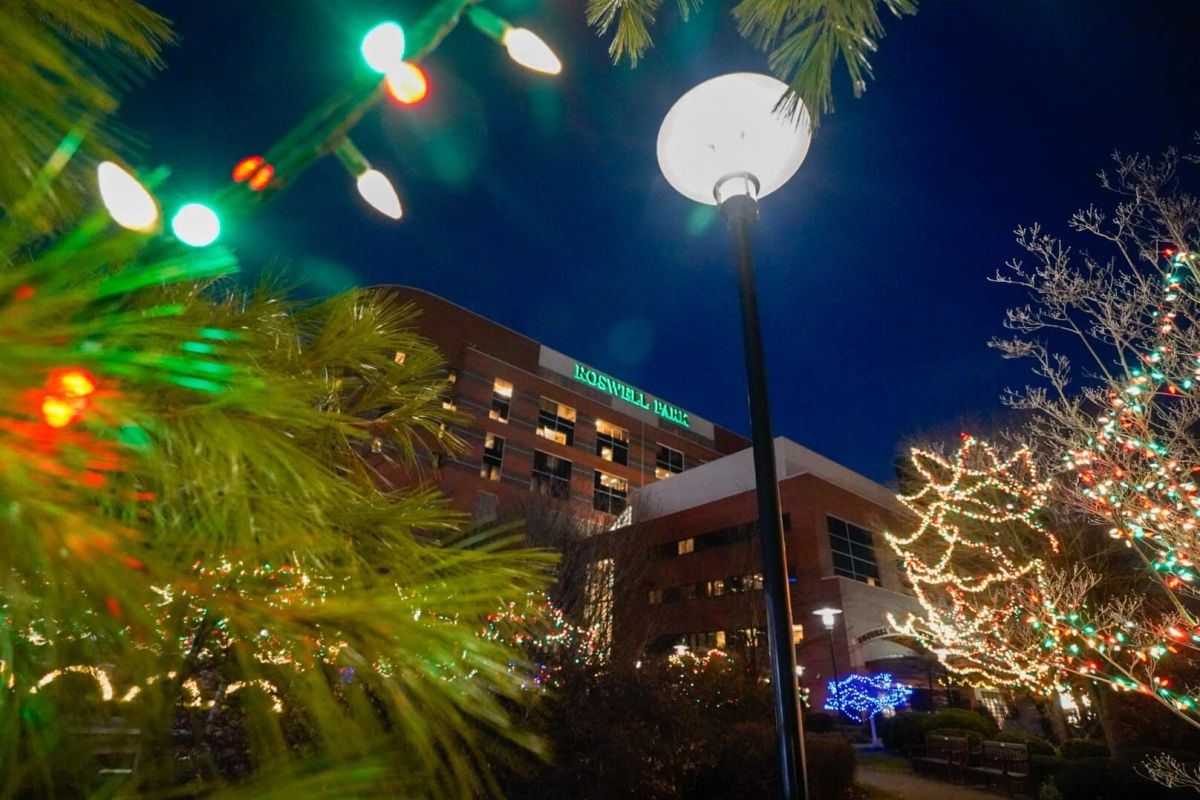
[{"xmin": 657, "ymin": 73, "xmax": 814, "ymax": 800}]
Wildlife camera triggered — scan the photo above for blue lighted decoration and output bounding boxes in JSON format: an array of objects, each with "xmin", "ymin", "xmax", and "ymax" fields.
[{"xmin": 824, "ymin": 672, "xmax": 913, "ymax": 744}]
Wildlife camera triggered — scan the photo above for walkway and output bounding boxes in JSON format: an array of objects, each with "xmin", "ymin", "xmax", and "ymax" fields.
[{"xmin": 857, "ymin": 768, "xmax": 1004, "ymax": 800}]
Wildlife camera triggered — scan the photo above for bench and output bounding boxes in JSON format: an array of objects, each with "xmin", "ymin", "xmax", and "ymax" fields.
[
  {"xmin": 968, "ymin": 740, "xmax": 1030, "ymax": 797},
  {"xmin": 912, "ymin": 733, "xmax": 972, "ymax": 782}
]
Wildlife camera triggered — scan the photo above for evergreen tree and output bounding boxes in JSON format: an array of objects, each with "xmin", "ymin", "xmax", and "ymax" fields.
[{"xmin": 1, "ymin": 4, "xmax": 549, "ymax": 796}]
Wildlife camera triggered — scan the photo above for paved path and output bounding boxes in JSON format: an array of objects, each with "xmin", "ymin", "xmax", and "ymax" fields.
[{"xmin": 857, "ymin": 768, "xmax": 1003, "ymax": 800}]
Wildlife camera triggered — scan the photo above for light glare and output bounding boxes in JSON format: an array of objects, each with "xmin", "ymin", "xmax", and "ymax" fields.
[
  {"xmin": 356, "ymin": 170, "xmax": 403, "ymax": 220},
  {"xmin": 657, "ymin": 73, "xmax": 812, "ymax": 206},
  {"xmin": 385, "ymin": 63, "xmax": 428, "ymax": 104},
  {"xmin": 503, "ymin": 28, "xmax": 561, "ymax": 75},
  {"xmin": 362, "ymin": 22, "xmax": 406, "ymax": 74},
  {"xmin": 97, "ymin": 161, "xmax": 158, "ymax": 232},
  {"xmin": 171, "ymin": 203, "xmax": 221, "ymax": 247}
]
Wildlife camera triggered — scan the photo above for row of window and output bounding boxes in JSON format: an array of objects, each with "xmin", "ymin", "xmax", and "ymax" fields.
[
  {"xmin": 647, "ymin": 573, "xmax": 764, "ymax": 605},
  {"xmin": 480, "ymin": 440, "xmax": 631, "ymax": 514},
  {"xmin": 649, "ymin": 628, "xmax": 766, "ymax": 654},
  {"xmin": 487, "ymin": 378, "xmax": 685, "ymax": 479},
  {"xmin": 655, "ymin": 516, "xmax": 793, "ymax": 559}
]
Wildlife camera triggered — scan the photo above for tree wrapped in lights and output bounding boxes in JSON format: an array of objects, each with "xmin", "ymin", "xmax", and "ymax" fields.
[
  {"xmin": 823, "ymin": 672, "xmax": 912, "ymax": 744},
  {"xmin": 992, "ymin": 143, "xmax": 1200, "ymax": 733},
  {"xmin": 0, "ymin": 4, "xmax": 553, "ymax": 797},
  {"xmin": 886, "ymin": 436, "xmax": 1065, "ymax": 692}
]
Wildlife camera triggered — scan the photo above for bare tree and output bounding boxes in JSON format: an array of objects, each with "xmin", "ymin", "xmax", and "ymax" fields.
[{"xmin": 990, "ymin": 140, "xmax": 1200, "ymax": 731}]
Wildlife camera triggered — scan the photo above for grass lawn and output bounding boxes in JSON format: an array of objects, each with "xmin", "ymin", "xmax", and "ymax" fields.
[{"xmin": 855, "ymin": 748, "xmax": 914, "ymax": 774}]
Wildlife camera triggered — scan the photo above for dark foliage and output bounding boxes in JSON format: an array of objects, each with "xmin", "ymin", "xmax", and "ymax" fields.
[
  {"xmin": 880, "ymin": 711, "xmax": 928, "ymax": 753},
  {"xmin": 925, "ymin": 708, "xmax": 998, "ymax": 737},
  {"xmin": 804, "ymin": 712, "xmax": 838, "ymax": 734},
  {"xmin": 497, "ymin": 662, "xmax": 857, "ymax": 799},
  {"xmin": 1059, "ymin": 738, "xmax": 1110, "ymax": 760},
  {"xmin": 993, "ymin": 730, "xmax": 1057, "ymax": 756}
]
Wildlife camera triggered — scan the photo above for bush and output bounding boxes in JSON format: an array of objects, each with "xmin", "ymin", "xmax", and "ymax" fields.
[
  {"xmin": 930, "ymin": 727, "xmax": 984, "ymax": 748},
  {"xmin": 1029, "ymin": 754, "xmax": 1065, "ymax": 786},
  {"xmin": 1060, "ymin": 738, "xmax": 1110, "ymax": 760},
  {"xmin": 804, "ymin": 712, "xmax": 837, "ymax": 734},
  {"xmin": 1053, "ymin": 752, "xmax": 1197, "ymax": 800},
  {"xmin": 1053, "ymin": 757, "xmax": 1124, "ymax": 800},
  {"xmin": 994, "ymin": 730, "xmax": 1057, "ymax": 756},
  {"xmin": 805, "ymin": 733, "xmax": 856, "ymax": 800},
  {"xmin": 926, "ymin": 707, "xmax": 998, "ymax": 737},
  {"xmin": 973, "ymin": 704, "xmax": 1000, "ymax": 730},
  {"xmin": 881, "ymin": 711, "xmax": 928, "ymax": 753}
]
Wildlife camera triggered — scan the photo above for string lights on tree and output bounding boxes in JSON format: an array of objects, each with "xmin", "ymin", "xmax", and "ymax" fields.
[
  {"xmin": 823, "ymin": 672, "xmax": 912, "ymax": 745},
  {"xmin": 886, "ymin": 436, "xmax": 1065, "ymax": 693}
]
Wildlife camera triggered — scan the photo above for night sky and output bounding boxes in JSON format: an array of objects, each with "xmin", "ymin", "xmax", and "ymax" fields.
[{"xmin": 126, "ymin": 1, "xmax": 1200, "ymax": 484}]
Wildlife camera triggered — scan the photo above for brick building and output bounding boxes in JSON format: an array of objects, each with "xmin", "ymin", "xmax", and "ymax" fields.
[
  {"xmin": 374, "ymin": 286, "xmax": 950, "ymax": 712},
  {"xmin": 606, "ymin": 438, "xmax": 941, "ymax": 710},
  {"xmin": 374, "ymin": 286, "xmax": 749, "ymax": 524}
]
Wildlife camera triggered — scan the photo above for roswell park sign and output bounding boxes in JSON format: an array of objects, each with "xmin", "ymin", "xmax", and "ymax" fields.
[{"xmin": 572, "ymin": 363, "xmax": 690, "ymax": 428}]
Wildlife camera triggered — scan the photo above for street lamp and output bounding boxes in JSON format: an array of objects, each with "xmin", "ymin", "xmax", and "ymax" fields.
[
  {"xmin": 657, "ymin": 72, "xmax": 813, "ymax": 800},
  {"xmin": 813, "ymin": 606, "xmax": 843, "ymax": 696}
]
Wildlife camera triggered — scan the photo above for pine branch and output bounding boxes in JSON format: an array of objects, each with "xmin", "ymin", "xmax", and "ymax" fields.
[{"xmin": 588, "ymin": 0, "xmax": 916, "ymax": 127}]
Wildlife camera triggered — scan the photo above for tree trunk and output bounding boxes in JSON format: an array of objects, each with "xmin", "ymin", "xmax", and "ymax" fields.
[{"xmin": 1047, "ymin": 692, "xmax": 1070, "ymax": 744}]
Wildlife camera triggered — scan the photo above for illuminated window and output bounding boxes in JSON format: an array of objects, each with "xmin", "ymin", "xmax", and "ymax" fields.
[
  {"xmin": 979, "ymin": 690, "xmax": 1007, "ymax": 725},
  {"xmin": 595, "ymin": 419, "xmax": 629, "ymax": 465},
  {"xmin": 393, "ymin": 351, "xmax": 406, "ymax": 364},
  {"xmin": 677, "ymin": 538, "xmax": 695, "ymax": 555},
  {"xmin": 593, "ymin": 470, "xmax": 628, "ymax": 514},
  {"xmin": 489, "ymin": 378, "xmax": 513, "ymax": 423},
  {"xmin": 532, "ymin": 450, "xmax": 572, "ymax": 499},
  {"xmin": 648, "ymin": 588, "xmax": 663, "ymax": 606},
  {"xmin": 442, "ymin": 369, "xmax": 458, "ymax": 411},
  {"xmin": 828, "ymin": 516, "xmax": 881, "ymax": 586},
  {"xmin": 792, "ymin": 624, "xmax": 805, "ymax": 644},
  {"xmin": 681, "ymin": 630, "xmax": 726, "ymax": 651},
  {"xmin": 655, "ymin": 444, "xmax": 684, "ymax": 479},
  {"xmin": 537, "ymin": 397, "xmax": 576, "ymax": 446},
  {"xmin": 480, "ymin": 433, "xmax": 504, "ymax": 481},
  {"xmin": 706, "ymin": 579, "xmax": 724, "ymax": 597}
]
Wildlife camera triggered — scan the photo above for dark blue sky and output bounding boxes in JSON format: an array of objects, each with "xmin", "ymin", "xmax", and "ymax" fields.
[{"xmin": 127, "ymin": 1, "xmax": 1199, "ymax": 484}]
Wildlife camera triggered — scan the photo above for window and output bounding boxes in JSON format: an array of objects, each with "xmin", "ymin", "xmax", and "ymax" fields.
[
  {"xmin": 595, "ymin": 419, "xmax": 629, "ymax": 465},
  {"xmin": 537, "ymin": 397, "xmax": 576, "ymax": 446},
  {"xmin": 480, "ymin": 433, "xmax": 504, "ymax": 481},
  {"xmin": 706, "ymin": 579, "xmax": 725, "ymax": 597},
  {"xmin": 593, "ymin": 470, "xmax": 628, "ymax": 514},
  {"xmin": 727, "ymin": 573, "xmax": 764, "ymax": 593},
  {"xmin": 441, "ymin": 369, "xmax": 458, "ymax": 411},
  {"xmin": 979, "ymin": 691, "xmax": 1007, "ymax": 726},
  {"xmin": 393, "ymin": 351, "xmax": 406, "ymax": 365},
  {"xmin": 647, "ymin": 588, "xmax": 663, "ymax": 606},
  {"xmin": 677, "ymin": 538, "xmax": 695, "ymax": 555},
  {"xmin": 681, "ymin": 631, "xmax": 726, "ymax": 651},
  {"xmin": 532, "ymin": 450, "xmax": 572, "ymax": 499},
  {"xmin": 489, "ymin": 378, "xmax": 512, "ymax": 423},
  {"xmin": 655, "ymin": 444, "xmax": 684, "ymax": 479},
  {"xmin": 828, "ymin": 516, "xmax": 881, "ymax": 586},
  {"xmin": 792, "ymin": 624, "xmax": 805, "ymax": 644}
]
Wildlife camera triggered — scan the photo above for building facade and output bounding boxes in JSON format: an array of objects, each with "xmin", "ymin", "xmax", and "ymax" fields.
[
  {"xmin": 373, "ymin": 287, "xmax": 946, "ymax": 712},
  {"xmin": 375, "ymin": 286, "xmax": 749, "ymax": 524},
  {"xmin": 606, "ymin": 438, "xmax": 939, "ymax": 710}
]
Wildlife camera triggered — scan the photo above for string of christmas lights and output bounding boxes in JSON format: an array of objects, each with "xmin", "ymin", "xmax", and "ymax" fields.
[{"xmin": 886, "ymin": 436, "xmax": 1065, "ymax": 693}]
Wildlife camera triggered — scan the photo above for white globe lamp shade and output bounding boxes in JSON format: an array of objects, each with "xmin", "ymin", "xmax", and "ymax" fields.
[{"xmin": 657, "ymin": 73, "xmax": 812, "ymax": 206}]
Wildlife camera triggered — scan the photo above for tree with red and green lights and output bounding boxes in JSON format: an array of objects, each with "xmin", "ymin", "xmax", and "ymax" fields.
[{"xmin": 0, "ymin": 3, "xmax": 553, "ymax": 797}]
